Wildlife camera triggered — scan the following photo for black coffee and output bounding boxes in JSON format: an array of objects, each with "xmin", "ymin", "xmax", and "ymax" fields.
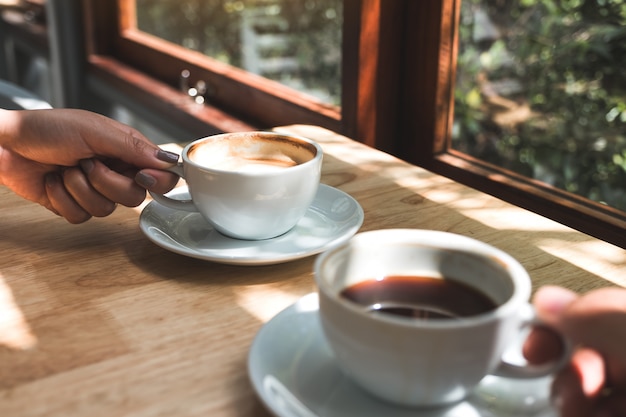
[{"xmin": 340, "ymin": 275, "xmax": 497, "ymax": 320}]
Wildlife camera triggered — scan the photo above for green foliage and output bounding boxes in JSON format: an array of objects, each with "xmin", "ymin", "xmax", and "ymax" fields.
[
  {"xmin": 135, "ymin": 0, "xmax": 342, "ymax": 105},
  {"xmin": 454, "ymin": 0, "xmax": 626, "ymax": 210}
]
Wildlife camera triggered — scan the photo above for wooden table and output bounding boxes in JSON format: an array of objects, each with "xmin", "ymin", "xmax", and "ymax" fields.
[{"xmin": 1, "ymin": 125, "xmax": 625, "ymax": 417}]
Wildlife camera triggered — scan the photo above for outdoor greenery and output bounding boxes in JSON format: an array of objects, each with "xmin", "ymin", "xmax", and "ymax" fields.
[
  {"xmin": 136, "ymin": 0, "xmax": 626, "ymax": 210},
  {"xmin": 135, "ymin": 0, "xmax": 342, "ymax": 105},
  {"xmin": 454, "ymin": 0, "xmax": 626, "ymax": 210}
]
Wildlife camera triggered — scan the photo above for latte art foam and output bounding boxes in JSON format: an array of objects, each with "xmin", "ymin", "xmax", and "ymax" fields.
[
  {"xmin": 187, "ymin": 134, "xmax": 316, "ymax": 173},
  {"xmin": 210, "ymin": 156, "xmax": 297, "ymax": 172}
]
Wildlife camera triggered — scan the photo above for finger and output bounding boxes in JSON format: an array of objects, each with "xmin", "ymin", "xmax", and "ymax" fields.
[
  {"xmin": 535, "ymin": 286, "xmax": 626, "ymax": 388},
  {"xmin": 11, "ymin": 109, "xmax": 180, "ymax": 169},
  {"xmin": 82, "ymin": 117, "xmax": 180, "ymax": 169},
  {"xmin": 552, "ymin": 348, "xmax": 605, "ymax": 417},
  {"xmin": 560, "ymin": 288, "xmax": 626, "ymax": 363},
  {"xmin": 533, "ymin": 285, "xmax": 579, "ymax": 327},
  {"xmin": 574, "ymin": 348, "xmax": 607, "ymax": 397},
  {"xmin": 134, "ymin": 168, "xmax": 180, "ymax": 194},
  {"xmin": 62, "ymin": 167, "xmax": 117, "ymax": 217},
  {"xmin": 45, "ymin": 173, "xmax": 92, "ymax": 224},
  {"xmin": 526, "ymin": 286, "xmax": 578, "ymax": 364},
  {"xmin": 80, "ymin": 159, "xmax": 147, "ymax": 207},
  {"xmin": 523, "ymin": 325, "xmax": 564, "ymax": 364}
]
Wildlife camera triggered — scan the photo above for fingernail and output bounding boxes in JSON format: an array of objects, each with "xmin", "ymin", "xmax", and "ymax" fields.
[
  {"xmin": 135, "ymin": 171, "xmax": 157, "ymax": 188},
  {"xmin": 157, "ymin": 149, "xmax": 179, "ymax": 163},
  {"xmin": 80, "ymin": 159, "xmax": 94, "ymax": 174}
]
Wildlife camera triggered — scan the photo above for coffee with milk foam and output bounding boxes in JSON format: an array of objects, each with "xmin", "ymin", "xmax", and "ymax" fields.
[{"xmin": 188, "ymin": 134, "xmax": 316, "ymax": 173}]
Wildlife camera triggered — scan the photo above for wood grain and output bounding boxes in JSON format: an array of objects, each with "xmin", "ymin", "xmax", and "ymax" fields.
[{"xmin": 1, "ymin": 125, "xmax": 624, "ymax": 416}]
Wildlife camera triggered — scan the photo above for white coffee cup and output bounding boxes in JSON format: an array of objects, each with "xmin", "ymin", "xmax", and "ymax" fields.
[
  {"xmin": 150, "ymin": 131, "xmax": 323, "ymax": 240},
  {"xmin": 314, "ymin": 229, "xmax": 569, "ymax": 407}
]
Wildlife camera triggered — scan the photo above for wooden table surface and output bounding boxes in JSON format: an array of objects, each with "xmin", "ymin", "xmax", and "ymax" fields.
[{"xmin": 1, "ymin": 124, "xmax": 625, "ymax": 417}]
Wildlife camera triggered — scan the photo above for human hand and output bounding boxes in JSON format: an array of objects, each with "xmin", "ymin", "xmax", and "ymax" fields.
[
  {"xmin": 524, "ymin": 285, "xmax": 626, "ymax": 417},
  {"xmin": 0, "ymin": 108, "xmax": 179, "ymax": 223}
]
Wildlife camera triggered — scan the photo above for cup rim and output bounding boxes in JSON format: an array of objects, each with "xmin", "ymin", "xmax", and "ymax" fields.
[
  {"xmin": 181, "ymin": 131, "xmax": 323, "ymax": 175},
  {"xmin": 314, "ymin": 228, "xmax": 531, "ymax": 329}
]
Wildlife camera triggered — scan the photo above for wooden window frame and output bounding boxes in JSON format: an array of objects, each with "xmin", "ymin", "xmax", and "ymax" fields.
[
  {"xmin": 401, "ymin": 0, "xmax": 626, "ymax": 248},
  {"xmin": 84, "ymin": 0, "xmax": 350, "ymax": 134},
  {"xmin": 81, "ymin": 0, "xmax": 626, "ymax": 248}
]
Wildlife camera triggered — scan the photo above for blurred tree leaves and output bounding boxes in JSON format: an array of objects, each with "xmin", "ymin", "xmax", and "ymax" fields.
[
  {"xmin": 454, "ymin": 0, "xmax": 626, "ymax": 209},
  {"xmin": 135, "ymin": 0, "xmax": 341, "ymax": 105}
]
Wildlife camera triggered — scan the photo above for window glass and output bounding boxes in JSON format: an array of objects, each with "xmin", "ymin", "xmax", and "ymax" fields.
[
  {"xmin": 453, "ymin": 0, "xmax": 626, "ymax": 210},
  {"xmin": 135, "ymin": 0, "xmax": 342, "ymax": 106}
]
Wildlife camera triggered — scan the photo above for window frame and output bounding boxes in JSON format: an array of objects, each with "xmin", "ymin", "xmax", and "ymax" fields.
[
  {"xmin": 81, "ymin": 0, "xmax": 626, "ymax": 248},
  {"xmin": 401, "ymin": 0, "xmax": 626, "ymax": 247},
  {"xmin": 85, "ymin": 0, "xmax": 352, "ymax": 132}
]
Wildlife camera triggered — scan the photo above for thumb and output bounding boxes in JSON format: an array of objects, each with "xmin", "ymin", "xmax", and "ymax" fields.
[
  {"xmin": 522, "ymin": 286, "xmax": 577, "ymax": 364},
  {"xmin": 533, "ymin": 285, "xmax": 579, "ymax": 328},
  {"xmin": 72, "ymin": 111, "xmax": 179, "ymax": 168},
  {"xmin": 94, "ymin": 128, "xmax": 180, "ymax": 169}
]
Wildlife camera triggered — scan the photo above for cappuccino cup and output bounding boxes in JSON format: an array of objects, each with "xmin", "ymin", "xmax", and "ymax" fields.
[
  {"xmin": 314, "ymin": 229, "xmax": 569, "ymax": 407},
  {"xmin": 150, "ymin": 131, "xmax": 323, "ymax": 240}
]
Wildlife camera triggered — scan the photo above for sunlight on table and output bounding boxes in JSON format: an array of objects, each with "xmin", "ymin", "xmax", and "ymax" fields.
[
  {"xmin": 0, "ymin": 272, "xmax": 37, "ymax": 350},
  {"xmin": 236, "ymin": 285, "xmax": 304, "ymax": 323},
  {"xmin": 536, "ymin": 239, "xmax": 626, "ymax": 287}
]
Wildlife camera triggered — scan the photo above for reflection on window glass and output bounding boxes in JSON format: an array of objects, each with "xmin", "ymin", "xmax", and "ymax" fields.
[
  {"xmin": 135, "ymin": 0, "xmax": 342, "ymax": 106},
  {"xmin": 454, "ymin": 0, "xmax": 626, "ymax": 210}
]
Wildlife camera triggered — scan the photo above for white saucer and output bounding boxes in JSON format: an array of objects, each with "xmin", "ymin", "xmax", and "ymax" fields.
[
  {"xmin": 139, "ymin": 184, "xmax": 364, "ymax": 265},
  {"xmin": 248, "ymin": 293, "xmax": 557, "ymax": 417}
]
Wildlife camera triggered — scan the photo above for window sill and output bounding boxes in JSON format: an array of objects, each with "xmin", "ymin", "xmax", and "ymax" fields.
[
  {"xmin": 428, "ymin": 150, "xmax": 626, "ymax": 248},
  {"xmin": 87, "ymin": 55, "xmax": 259, "ymax": 136}
]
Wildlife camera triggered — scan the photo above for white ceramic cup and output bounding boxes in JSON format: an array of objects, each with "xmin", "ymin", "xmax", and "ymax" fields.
[
  {"xmin": 150, "ymin": 131, "xmax": 323, "ymax": 240},
  {"xmin": 314, "ymin": 229, "xmax": 569, "ymax": 408}
]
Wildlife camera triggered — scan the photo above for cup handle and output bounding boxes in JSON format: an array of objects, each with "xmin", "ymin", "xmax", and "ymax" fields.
[
  {"xmin": 148, "ymin": 163, "xmax": 198, "ymax": 212},
  {"xmin": 492, "ymin": 303, "xmax": 572, "ymax": 379}
]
